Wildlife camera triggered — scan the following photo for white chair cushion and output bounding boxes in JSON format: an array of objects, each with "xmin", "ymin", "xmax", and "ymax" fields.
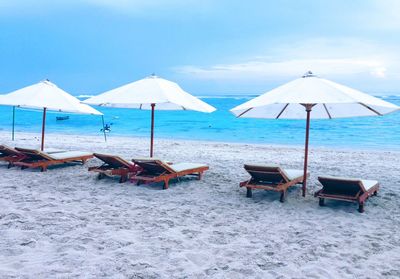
[
  {"xmin": 361, "ymin": 179, "xmax": 379, "ymax": 191},
  {"xmin": 283, "ymin": 169, "xmax": 306, "ymax": 181},
  {"xmin": 45, "ymin": 148, "xmax": 66, "ymax": 154},
  {"xmin": 169, "ymin": 163, "xmax": 207, "ymax": 173},
  {"xmin": 49, "ymin": 151, "xmax": 92, "ymax": 160}
]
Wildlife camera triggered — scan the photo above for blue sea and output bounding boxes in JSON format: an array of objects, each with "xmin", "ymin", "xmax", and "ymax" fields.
[{"xmin": 1, "ymin": 95, "xmax": 399, "ymax": 150}]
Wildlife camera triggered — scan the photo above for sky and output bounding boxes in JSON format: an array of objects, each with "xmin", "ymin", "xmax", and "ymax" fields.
[{"xmin": 0, "ymin": 0, "xmax": 400, "ymax": 96}]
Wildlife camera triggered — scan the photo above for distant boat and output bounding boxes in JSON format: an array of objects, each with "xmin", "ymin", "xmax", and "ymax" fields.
[{"xmin": 56, "ymin": 116, "xmax": 69, "ymax": 121}]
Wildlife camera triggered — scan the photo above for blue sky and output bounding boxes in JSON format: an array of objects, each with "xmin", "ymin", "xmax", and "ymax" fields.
[{"xmin": 1, "ymin": 0, "xmax": 399, "ymax": 95}]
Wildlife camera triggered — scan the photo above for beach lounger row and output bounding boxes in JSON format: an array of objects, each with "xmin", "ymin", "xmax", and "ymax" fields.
[
  {"xmin": 0, "ymin": 145, "xmax": 379, "ymax": 212},
  {"xmin": 0, "ymin": 146, "xmax": 209, "ymax": 190},
  {"xmin": 240, "ymin": 164, "xmax": 379, "ymax": 212},
  {"xmin": 88, "ymin": 153, "xmax": 208, "ymax": 188}
]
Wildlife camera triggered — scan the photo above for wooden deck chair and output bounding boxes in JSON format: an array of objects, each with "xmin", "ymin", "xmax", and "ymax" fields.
[
  {"xmin": 88, "ymin": 153, "xmax": 142, "ymax": 183},
  {"xmin": 131, "ymin": 158, "xmax": 209, "ymax": 189},
  {"xmin": 0, "ymin": 145, "xmax": 27, "ymax": 168},
  {"xmin": 14, "ymin": 147, "xmax": 93, "ymax": 172},
  {"xmin": 315, "ymin": 176, "xmax": 379, "ymax": 213},
  {"xmin": 239, "ymin": 164, "xmax": 308, "ymax": 202}
]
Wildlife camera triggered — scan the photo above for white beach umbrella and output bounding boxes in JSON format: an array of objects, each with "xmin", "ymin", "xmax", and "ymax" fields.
[
  {"xmin": 0, "ymin": 80, "xmax": 103, "ymax": 150},
  {"xmin": 230, "ymin": 71, "xmax": 400, "ymax": 196},
  {"xmin": 84, "ymin": 75, "xmax": 216, "ymax": 156}
]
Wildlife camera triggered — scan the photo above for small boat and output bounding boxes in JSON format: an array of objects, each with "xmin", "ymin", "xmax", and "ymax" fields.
[{"xmin": 56, "ymin": 116, "xmax": 69, "ymax": 121}]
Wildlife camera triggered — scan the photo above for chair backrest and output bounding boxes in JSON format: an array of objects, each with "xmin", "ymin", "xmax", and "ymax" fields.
[
  {"xmin": 132, "ymin": 158, "xmax": 175, "ymax": 175},
  {"xmin": 244, "ymin": 164, "xmax": 289, "ymax": 184},
  {"xmin": 94, "ymin": 153, "xmax": 132, "ymax": 169},
  {"xmin": 318, "ymin": 176, "xmax": 365, "ymax": 196},
  {"xmin": 15, "ymin": 147, "xmax": 54, "ymax": 161},
  {"xmin": 0, "ymin": 145, "xmax": 22, "ymax": 157}
]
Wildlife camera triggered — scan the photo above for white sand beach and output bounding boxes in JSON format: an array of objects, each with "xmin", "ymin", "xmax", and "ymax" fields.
[{"xmin": 1, "ymin": 131, "xmax": 400, "ymax": 278}]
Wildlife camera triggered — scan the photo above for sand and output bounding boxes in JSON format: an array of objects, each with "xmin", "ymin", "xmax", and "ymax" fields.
[{"xmin": 0, "ymin": 131, "xmax": 400, "ymax": 278}]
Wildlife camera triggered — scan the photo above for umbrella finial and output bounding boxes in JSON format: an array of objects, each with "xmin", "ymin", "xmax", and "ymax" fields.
[
  {"xmin": 302, "ymin": 71, "xmax": 316, "ymax": 78},
  {"xmin": 149, "ymin": 73, "xmax": 157, "ymax": 78},
  {"xmin": 42, "ymin": 79, "xmax": 53, "ymax": 86}
]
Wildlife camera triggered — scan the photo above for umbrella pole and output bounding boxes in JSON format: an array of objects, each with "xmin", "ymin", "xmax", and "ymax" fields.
[
  {"xmin": 150, "ymin": 103, "xmax": 155, "ymax": 157},
  {"xmin": 302, "ymin": 105, "xmax": 312, "ymax": 197},
  {"xmin": 41, "ymin": 107, "xmax": 47, "ymax": 151},
  {"xmin": 101, "ymin": 115, "xmax": 107, "ymax": 142},
  {"xmin": 12, "ymin": 106, "xmax": 15, "ymax": 141}
]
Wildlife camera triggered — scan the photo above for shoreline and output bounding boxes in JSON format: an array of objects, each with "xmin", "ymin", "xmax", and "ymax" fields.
[{"xmin": 2, "ymin": 130, "xmax": 399, "ymax": 154}]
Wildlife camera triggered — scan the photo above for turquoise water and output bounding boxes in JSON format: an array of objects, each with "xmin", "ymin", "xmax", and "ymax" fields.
[{"xmin": 0, "ymin": 95, "xmax": 399, "ymax": 150}]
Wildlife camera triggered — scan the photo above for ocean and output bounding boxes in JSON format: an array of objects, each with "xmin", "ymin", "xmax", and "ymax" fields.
[{"xmin": 1, "ymin": 95, "xmax": 399, "ymax": 150}]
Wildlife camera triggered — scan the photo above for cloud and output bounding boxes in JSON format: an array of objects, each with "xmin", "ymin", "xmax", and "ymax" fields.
[
  {"xmin": 176, "ymin": 59, "xmax": 386, "ymax": 80},
  {"xmin": 174, "ymin": 38, "xmax": 399, "ymax": 82}
]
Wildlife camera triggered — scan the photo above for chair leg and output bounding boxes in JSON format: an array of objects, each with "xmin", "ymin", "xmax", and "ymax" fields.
[
  {"xmin": 7, "ymin": 163, "xmax": 12, "ymax": 169},
  {"xmin": 119, "ymin": 175, "xmax": 127, "ymax": 183},
  {"xmin": 319, "ymin": 198, "xmax": 325, "ymax": 206},
  {"xmin": 280, "ymin": 191, "xmax": 287, "ymax": 203},
  {"xmin": 98, "ymin": 173, "xmax": 105, "ymax": 180},
  {"xmin": 246, "ymin": 187, "xmax": 252, "ymax": 198},
  {"xmin": 41, "ymin": 166, "xmax": 47, "ymax": 172},
  {"xmin": 358, "ymin": 203, "xmax": 365, "ymax": 213},
  {"xmin": 163, "ymin": 179, "xmax": 169, "ymax": 190},
  {"xmin": 198, "ymin": 172, "xmax": 203, "ymax": 180}
]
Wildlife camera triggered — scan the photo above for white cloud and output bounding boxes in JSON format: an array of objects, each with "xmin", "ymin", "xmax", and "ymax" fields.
[
  {"xmin": 176, "ymin": 59, "xmax": 386, "ymax": 79},
  {"xmin": 174, "ymin": 38, "xmax": 399, "ymax": 82}
]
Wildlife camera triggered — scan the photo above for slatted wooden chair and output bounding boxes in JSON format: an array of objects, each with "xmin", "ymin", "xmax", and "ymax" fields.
[
  {"xmin": 240, "ymin": 164, "xmax": 308, "ymax": 202},
  {"xmin": 0, "ymin": 145, "xmax": 27, "ymax": 168},
  {"xmin": 131, "ymin": 158, "xmax": 209, "ymax": 189},
  {"xmin": 14, "ymin": 147, "xmax": 93, "ymax": 172},
  {"xmin": 88, "ymin": 153, "xmax": 141, "ymax": 183},
  {"xmin": 315, "ymin": 176, "xmax": 379, "ymax": 213}
]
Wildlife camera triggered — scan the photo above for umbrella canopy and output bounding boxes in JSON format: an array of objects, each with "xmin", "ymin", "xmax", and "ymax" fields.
[
  {"xmin": 231, "ymin": 72, "xmax": 399, "ymax": 119},
  {"xmin": 0, "ymin": 80, "xmax": 101, "ymax": 115},
  {"xmin": 0, "ymin": 80, "xmax": 102, "ymax": 150},
  {"xmin": 231, "ymin": 71, "xmax": 400, "ymax": 196},
  {"xmin": 84, "ymin": 75, "xmax": 216, "ymax": 112},
  {"xmin": 84, "ymin": 75, "xmax": 216, "ymax": 156}
]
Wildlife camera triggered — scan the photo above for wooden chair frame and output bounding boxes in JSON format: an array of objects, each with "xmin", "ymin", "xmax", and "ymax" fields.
[
  {"xmin": 13, "ymin": 147, "xmax": 93, "ymax": 172},
  {"xmin": 88, "ymin": 153, "xmax": 141, "ymax": 183},
  {"xmin": 130, "ymin": 159, "xmax": 209, "ymax": 189},
  {"xmin": 0, "ymin": 145, "xmax": 27, "ymax": 168},
  {"xmin": 240, "ymin": 165, "xmax": 306, "ymax": 202},
  {"xmin": 315, "ymin": 176, "xmax": 379, "ymax": 213}
]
